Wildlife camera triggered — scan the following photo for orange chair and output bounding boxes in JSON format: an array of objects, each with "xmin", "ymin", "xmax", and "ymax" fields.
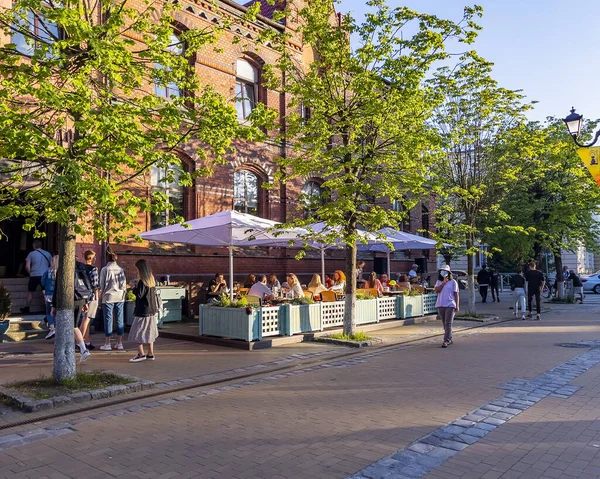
[
  {"xmin": 238, "ymin": 288, "xmax": 249, "ymax": 296},
  {"xmin": 320, "ymin": 290, "xmax": 337, "ymax": 302},
  {"xmin": 302, "ymin": 290, "xmax": 314, "ymax": 300}
]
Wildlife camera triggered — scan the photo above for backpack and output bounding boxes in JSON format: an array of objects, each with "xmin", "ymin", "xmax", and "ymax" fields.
[{"xmin": 74, "ymin": 261, "xmax": 93, "ymax": 301}]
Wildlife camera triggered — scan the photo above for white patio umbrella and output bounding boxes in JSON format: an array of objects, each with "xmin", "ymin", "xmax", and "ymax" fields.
[
  {"xmin": 305, "ymin": 222, "xmax": 390, "ymax": 282},
  {"xmin": 358, "ymin": 228, "xmax": 439, "ymax": 277},
  {"xmin": 140, "ymin": 210, "xmax": 308, "ymax": 299}
]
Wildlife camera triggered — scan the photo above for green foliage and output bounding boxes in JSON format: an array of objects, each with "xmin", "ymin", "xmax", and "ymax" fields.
[
  {"xmin": 213, "ymin": 294, "xmax": 250, "ymax": 308},
  {"xmin": 326, "ymin": 331, "xmax": 373, "ymax": 342},
  {"xmin": 290, "ymin": 297, "xmax": 314, "ymax": 305},
  {"xmin": 482, "ymin": 119, "xmax": 600, "ymax": 268},
  {"xmin": 355, "ymin": 293, "xmax": 374, "ymax": 301},
  {"xmin": 0, "ymin": 0, "xmax": 268, "ymax": 240},
  {"xmin": 266, "ymin": 0, "xmax": 482, "ymax": 333},
  {"xmin": 125, "ymin": 290, "xmax": 136, "ymax": 302},
  {"xmin": 407, "ymin": 289, "xmax": 423, "ymax": 297},
  {"xmin": 0, "ymin": 284, "xmax": 11, "ymax": 319}
]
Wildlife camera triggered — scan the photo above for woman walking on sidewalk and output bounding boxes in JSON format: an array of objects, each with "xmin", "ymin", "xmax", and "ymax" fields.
[
  {"xmin": 511, "ymin": 267, "xmax": 527, "ymax": 320},
  {"xmin": 129, "ymin": 259, "xmax": 159, "ymax": 362},
  {"xmin": 434, "ymin": 265, "xmax": 459, "ymax": 348}
]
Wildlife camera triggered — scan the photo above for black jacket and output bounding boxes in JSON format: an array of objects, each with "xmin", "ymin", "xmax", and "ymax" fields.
[
  {"xmin": 133, "ymin": 280, "xmax": 158, "ymax": 317},
  {"xmin": 477, "ymin": 269, "xmax": 490, "ymax": 285}
]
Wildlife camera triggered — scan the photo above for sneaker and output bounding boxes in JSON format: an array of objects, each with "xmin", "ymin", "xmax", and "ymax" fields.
[
  {"xmin": 447, "ymin": 339, "xmax": 453, "ymax": 345},
  {"xmin": 441, "ymin": 342, "xmax": 448, "ymax": 348},
  {"xmin": 146, "ymin": 354, "xmax": 155, "ymax": 361},
  {"xmin": 114, "ymin": 343, "xmax": 124, "ymax": 350},
  {"xmin": 85, "ymin": 343, "xmax": 96, "ymax": 351},
  {"xmin": 129, "ymin": 353, "xmax": 146, "ymax": 363},
  {"xmin": 527, "ymin": 313, "xmax": 532, "ymax": 319},
  {"xmin": 522, "ymin": 315, "xmax": 526, "ymax": 320},
  {"xmin": 20, "ymin": 306, "xmax": 30, "ymax": 314},
  {"xmin": 536, "ymin": 314, "xmax": 541, "ymax": 321},
  {"xmin": 100, "ymin": 344, "xmax": 112, "ymax": 351},
  {"xmin": 45, "ymin": 329, "xmax": 55, "ymax": 340},
  {"xmin": 79, "ymin": 349, "xmax": 91, "ymax": 364}
]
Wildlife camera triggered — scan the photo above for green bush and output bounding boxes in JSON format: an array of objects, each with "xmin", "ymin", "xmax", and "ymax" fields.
[
  {"xmin": 125, "ymin": 289, "xmax": 136, "ymax": 302},
  {"xmin": 355, "ymin": 293, "xmax": 373, "ymax": 300},
  {"xmin": 291, "ymin": 297, "xmax": 315, "ymax": 305},
  {"xmin": 0, "ymin": 284, "xmax": 11, "ymax": 319},
  {"xmin": 327, "ymin": 331, "xmax": 373, "ymax": 341},
  {"xmin": 213, "ymin": 294, "xmax": 250, "ymax": 308}
]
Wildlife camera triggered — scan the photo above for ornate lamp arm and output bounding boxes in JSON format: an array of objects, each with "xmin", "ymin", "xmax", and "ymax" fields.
[{"xmin": 573, "ymin": 129, "xmax": 600, "ymax": 148}]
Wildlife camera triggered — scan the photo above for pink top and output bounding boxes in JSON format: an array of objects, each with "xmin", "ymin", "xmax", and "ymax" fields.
[{"xmin": 435, "ymin": 279, "xmax": 459, "ymax": 308}]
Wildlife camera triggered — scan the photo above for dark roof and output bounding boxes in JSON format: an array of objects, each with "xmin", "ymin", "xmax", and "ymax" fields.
[{"xmin": 243, "ymin": 0, "xmax": 285, "ymax": 20}]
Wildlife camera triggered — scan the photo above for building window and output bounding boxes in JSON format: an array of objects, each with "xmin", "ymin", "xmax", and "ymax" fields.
[
  {"xmin": 234, "ymin": 169, "xmax": 259, "ymax": 216},
  {"xmin": 421, "ymin": 205, "xmax": 430, "ymax": 238},
  {"xmin": 12, "ymin": 9, "xmax": 59, "ymax": 56},
  {"xmin": 150, "ymin": 164, "xmax": 185, "ymax": 229},
  {"xmin": 154, "ymin": 33, "xmax": 184, "ymax": 98},
  {"xmin": 302, "ymin": 180, "xmax": 322, "ymax": 217},
  {"xmin": 235, "ymin": 59, "xmax": 258, "ymax": 120},
  {"xmin": 300, "ymin": 102, "xmax": 311, "ymax": 123}
]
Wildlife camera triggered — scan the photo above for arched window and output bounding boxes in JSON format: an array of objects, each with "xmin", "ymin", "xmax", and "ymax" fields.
[
  {"xmin": 235, "ymin": 59, "xmax": 258, "ymax": 120},
  {"xmin": 150, "ymin": 164, "xmax": 185, "ymax": 228},
  {"xmin": 154, "ymin": 33, "xmax": 184, "ymax": 98},
  {"xmin": 234, "ymin": 169, "xmax": 259, "ymax": 216},
  {"xmin": 302, "ymin": 180, "xmax": 322, "ymax": 217},
  {"xmin": 421, "ymin": 205, "xmax": 430, "ymax": 237},
  {"xmin": 12, "ymin": 9, "xmax": 59, "ymax": 56}
]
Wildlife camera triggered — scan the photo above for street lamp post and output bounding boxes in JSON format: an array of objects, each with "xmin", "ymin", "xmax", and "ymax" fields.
[{"xmin": 563, "ymin": 108, "xmax": 600, "ymax": 148}]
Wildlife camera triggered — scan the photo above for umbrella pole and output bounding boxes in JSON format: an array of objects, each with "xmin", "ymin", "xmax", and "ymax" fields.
[
  {"xmin": 387, "ymin": 250, "xmax": 391, "ymax": 279},
  {"xmin": 321, "ymin": 247, "xmax": 325, "ymax": 282},
  {"xmin": 229, "ymin": 245, "xmax": 234, "ymax": 301}
]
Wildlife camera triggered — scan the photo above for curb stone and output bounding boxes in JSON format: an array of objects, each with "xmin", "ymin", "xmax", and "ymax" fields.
[{"xmin": 0, "ymin": 373, "xmax": 153, "ymax": 413}]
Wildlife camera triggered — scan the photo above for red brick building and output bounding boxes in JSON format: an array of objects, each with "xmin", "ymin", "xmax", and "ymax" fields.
[{"xmin": 0, "ymin": 0, "xmax": 437, "ymax": 312}]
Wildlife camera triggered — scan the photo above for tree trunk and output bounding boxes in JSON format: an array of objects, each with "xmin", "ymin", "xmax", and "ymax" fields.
[
  {"xmin": 465, "ymin": 233, "xmax": 476, "ymax": 314},
  {"xmin": 343, "ymin": 241, "xmax": 357, "ymax": 336},
  {"xmin": 53, "ymin": 222, "xmax": 76, "ymax": 382}
]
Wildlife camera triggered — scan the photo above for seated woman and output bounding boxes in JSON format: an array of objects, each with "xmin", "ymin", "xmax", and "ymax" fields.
[
  {"xmin": 285, "ymin": 273, "xmax": 305, "ymax": 298},
  {"xmin": 207, "ymin": 273, "xmax": 229, "ymax": 303},
  {"xmin": 307, "ymin": 274, "xmax": 328, "ymax": 295},
  {"xmin": 366, "ymin": 272, "xmax": 383, "ymax": 295},
  {"xmin": 397, "ymin": 274, "xmax": 412, "ymax": 291},
  {"xmin": 243, "ymin": 273, "xmax": 257, "ymax": 289},
  {"xmin": 324, "ymin": 274, "xmax": 333, "ymax": 289},
  {"xmin": 328, "ymin": 270, "xmax": 346, "ymax": 293},
  {"xmin": 267, "ymin": 273, "xmax": 281, "ymax": 291}
]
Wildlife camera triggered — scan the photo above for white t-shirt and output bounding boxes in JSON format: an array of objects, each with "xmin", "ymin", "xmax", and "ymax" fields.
[
  {"xmin": 248, "ymin": 282, "xmax": 273, "ymax": 300},
  {"xmin": 435, "ymin": 279, "xmax": 459, "ymax": 308}
]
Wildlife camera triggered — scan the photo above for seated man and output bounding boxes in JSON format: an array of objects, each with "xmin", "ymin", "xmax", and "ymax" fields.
[
  {"xmin": 248, "ymin": 275, "xmax": 275, "ymax": 301},
  {"xmin": 408, "ymin": 264, "xmax": 419, "ymax": 283},
  {"xmin": 207, "ymin": 273, "xmax": 228, "ymax": 303}
]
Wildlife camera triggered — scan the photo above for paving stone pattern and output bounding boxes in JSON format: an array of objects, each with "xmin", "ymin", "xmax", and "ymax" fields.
[{"xmin": 349, "ymin": 342, "xmax": 600, "ymax": 479}]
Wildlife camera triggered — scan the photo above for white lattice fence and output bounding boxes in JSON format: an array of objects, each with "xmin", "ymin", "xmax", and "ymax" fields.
[
  {"xmin": 321, "ymin": 301, "xmax": 345, "ymax": 328},
  {"xmin": 423, "ymin": 293, "xmax": 438, "ymax": 315},
  {"xmin": 377, "ymin": 297, "xmax": 397, "ymax": 320},
  {"xmin": 261, "ymin": 306, "xmax": 282, "ymax": 337}
]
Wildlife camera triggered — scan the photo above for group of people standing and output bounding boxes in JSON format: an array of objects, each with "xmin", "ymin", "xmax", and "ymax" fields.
[
  {"xmin": 476, "ymin": 265, "xmax": 500, "ymax": 303},
  {"xmin": 25, "ymin": 241, "xmax": 160, "ymax": 364}
]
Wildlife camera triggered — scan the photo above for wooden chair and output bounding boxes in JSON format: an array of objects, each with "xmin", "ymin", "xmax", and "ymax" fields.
[
  {"xmin": 246, "ymin": 294, "xmax": 262, "ymax": 306},
  {"xmin": 302, "ymin": 290, "xmax": 314, "ymax": 300},
  {"xmin": 238, "ymin": 288, "xmax": 249, "ymax": 296},
  {"xmin": 320, "ymin": 290, "xmax": 337, "ymax": 302}
]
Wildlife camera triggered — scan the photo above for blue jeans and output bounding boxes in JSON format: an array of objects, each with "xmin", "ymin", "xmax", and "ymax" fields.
[
  {"xmin": 103, "ymin": 301, "xmax": 124, "ymax": 337},
  {"xmin": 45, "ymin": 300, "xmax": 55, "ymax": 327}
]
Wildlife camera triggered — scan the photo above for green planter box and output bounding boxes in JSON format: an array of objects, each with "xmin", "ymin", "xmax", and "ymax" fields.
[
  {"xmin": 125, "ymin": 301, "xmax": 135, "ymax": 326},
  {"xmin": 286, "ymin": 303, "xmax": 322, "ymax": 335},
  {"xmin": 199, "ymin": 305, "xmax": 260, "ymax": 341},
  {"xmin": 399, "ymin": 295, "xmax": 423, "ymax": 319},
  {"xmin": 356, "ymin": 298, "xmax": 378, "ymax": 325}
]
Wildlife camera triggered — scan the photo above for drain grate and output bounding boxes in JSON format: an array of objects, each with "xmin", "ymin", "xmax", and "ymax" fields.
[{"xmin": 555, "ymin": 343, "xmax": 593, "ymax": 349}]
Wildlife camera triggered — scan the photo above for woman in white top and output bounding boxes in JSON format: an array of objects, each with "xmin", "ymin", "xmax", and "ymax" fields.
[
  {"xmin": 285, "ymin": 273, "xmax": 305, "ymax": 298},
  {"xmin": 328, "ymin": 270, "xmax": 346, "ymax": 293},
  {"xmin": 434, "ymin": 265, "xmax": 459, "ymax": 348}
]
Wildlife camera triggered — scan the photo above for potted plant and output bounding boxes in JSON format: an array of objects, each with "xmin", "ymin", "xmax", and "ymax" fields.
[{"xmin": 124, "ymin": 289, "xmax": 136, "ymax": 326}]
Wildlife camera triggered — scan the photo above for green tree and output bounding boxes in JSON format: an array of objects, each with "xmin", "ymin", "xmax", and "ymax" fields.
[
  {"xmin": 428, "ymin": 56, "xmax": 535, "ymax": 314},
  {"xmin": 483, "ymin": 119, "xmax": 600, "ymax": 286},
  {"xmin": 266, "ymin": 0, "xmax": 482, "ymax": 334},
  {"xmin": 0, "ymin": 0, "xmax": 267, "ymax": 380}
]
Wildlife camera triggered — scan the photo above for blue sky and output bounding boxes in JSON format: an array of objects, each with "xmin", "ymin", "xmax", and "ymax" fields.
[{"xmin": 338, "ymin": 0, "xmax": 600, "ymax": 123}]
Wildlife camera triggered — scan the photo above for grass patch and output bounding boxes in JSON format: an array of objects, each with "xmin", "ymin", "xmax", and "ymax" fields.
[
  {"xmin": 327, "ymin": 331, "xmax": 373, "ymax": 342},
  {"xmin": 456, "ymin": 313, "xmax": 488, "ymax": 319},
  {"xmin": 9, "ymin": 372, "xmax": 131, "ymax": 400},
  {"xmin": 550, "ymin": 297, "xmax": 576, "ymax": 304},
  {"xmin": 0, "ymin": 393, "xmax": 22, "ymax": 410}
]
